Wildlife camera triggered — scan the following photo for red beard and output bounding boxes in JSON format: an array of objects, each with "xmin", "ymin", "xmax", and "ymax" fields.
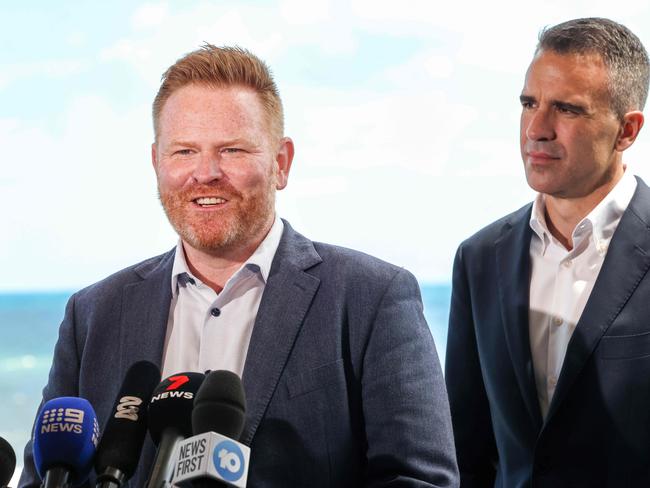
[{"xmin": 158, "ymin": 179, "xmax": 276, "ymax": 255}]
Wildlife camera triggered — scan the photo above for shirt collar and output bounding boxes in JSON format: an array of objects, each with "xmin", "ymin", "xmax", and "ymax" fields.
[
  {"xmin": 170, "ymin": 217, "xmax": 285, "ymax": 294},
  {"xmin": 529, "ymin": 170, "xmax": 637, "ymax": 254}
]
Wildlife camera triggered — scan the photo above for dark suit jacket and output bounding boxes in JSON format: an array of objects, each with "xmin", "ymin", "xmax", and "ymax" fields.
[
  {"xmin": 445, "ymin": 177, "xmax": 650, "ymax": 488},
  {"xmin": 20, "ymin": 221, "xmax": 458, "ymax": 487}
]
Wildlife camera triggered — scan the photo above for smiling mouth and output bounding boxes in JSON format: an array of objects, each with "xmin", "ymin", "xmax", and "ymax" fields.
[{"xmin": 193, "ymin": 197, "xmax": 226, "ymax": 207}]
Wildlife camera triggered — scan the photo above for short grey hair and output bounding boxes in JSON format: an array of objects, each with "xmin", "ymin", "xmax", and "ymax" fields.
[{"xmin": 537, "ymin": 17, "xmax": 649, "ymax": 117}]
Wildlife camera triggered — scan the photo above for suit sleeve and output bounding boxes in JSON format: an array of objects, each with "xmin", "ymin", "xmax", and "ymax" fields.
[
  {"xmin": 18, "ymin": 293, "xmax": 84, "ymax": 488},
  {"xmin": 361, "ymin": 267, "xmax": 459, "ymax": 488},
  {"xmin": 445, "ymin": 245, "xmax": 497, "ymax": 487}
]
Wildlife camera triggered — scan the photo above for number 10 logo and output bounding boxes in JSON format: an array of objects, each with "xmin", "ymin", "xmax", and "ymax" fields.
[{"xmin": 213, "ymin": 440, "xmax": 245, "ymax": 482}]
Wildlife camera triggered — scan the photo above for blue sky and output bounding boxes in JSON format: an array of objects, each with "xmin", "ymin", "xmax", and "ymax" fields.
[{"xmin": 2, "ymin": 0, "xmax": 650, "ymax": 290}]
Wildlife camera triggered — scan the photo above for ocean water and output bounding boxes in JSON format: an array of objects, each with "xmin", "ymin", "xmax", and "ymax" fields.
[
  {"xmin": 0, "ymin": 284, "xmax": 451, "ymax": 480},
  {"xmin": 0, "ymin": 292, "xmax": 72, "ymax": 483}
]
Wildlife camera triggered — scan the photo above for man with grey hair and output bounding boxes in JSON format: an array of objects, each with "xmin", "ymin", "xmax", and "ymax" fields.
[{"xmin": 446, "ymin": 18, "xmax": 650, "ymax": 487}]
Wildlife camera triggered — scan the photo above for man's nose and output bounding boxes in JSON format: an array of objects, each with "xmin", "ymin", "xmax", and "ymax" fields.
[
  {"xmin": 192, "ymin": 154, "xmax": 224, "ymax": 184},
  {"xmin": 525, "ymin": 108, "xmax": 556, "ymax": 141}
]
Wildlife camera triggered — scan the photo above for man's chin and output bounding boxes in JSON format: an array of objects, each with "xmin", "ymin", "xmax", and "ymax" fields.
[
  {"xmin": 524, "ymin": 172, "xmax": 559, "ymax": 195},
  {"xmin": 180, "ymin": 231, "xmax": 239, "ymax": 255}
]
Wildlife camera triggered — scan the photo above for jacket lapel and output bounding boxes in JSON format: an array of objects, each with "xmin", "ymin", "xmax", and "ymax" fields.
[
  {"xmin": 495, "ymin": 205, "xmax": 543, "ymax": 430},
  {"xmin": 240, "ymin": 221, "xmax": 322, "ymax": 445},
  {"xmin": 545, "ymin": 178, "xmax": 650, "ymax": 422},
  {"xmin": 119, "ymin": 250, "xmax": 175, "ymax": 374},
  {"xmin": 116, "ymin": 250, "xmax": 175, "ymax": 486}
]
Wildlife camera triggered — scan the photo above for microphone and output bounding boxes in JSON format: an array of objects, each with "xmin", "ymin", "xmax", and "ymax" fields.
[
  {"xmin": 192, "ymin": 370, "xmax": 246, "ymax": 439},
  {"xmin": 0, "ymin": 435, "xmax": 16, "ymax": 488},
  {"xmin": 145, "ymin": 372, "xmax": 205, "ymax": 488},
  {"xmin": 94, "ymin": 361, "xmax": 161, "ymax": 488},
  {"xmin": 32, "ymin": 397, "xmax": 100, "ymax": 488},
  {"xmin": 171, "ymin": 370, "xmax": 249, "ymax": 487}
]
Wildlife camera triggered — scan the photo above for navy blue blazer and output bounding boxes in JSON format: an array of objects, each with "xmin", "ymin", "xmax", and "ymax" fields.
[
  {"xmin": 20, "ymin": 221, "xmax": 458, "ymax": 487},
  {"xmin": 446, "ymin": 177, "xmax": 650, "ymax": 488}
]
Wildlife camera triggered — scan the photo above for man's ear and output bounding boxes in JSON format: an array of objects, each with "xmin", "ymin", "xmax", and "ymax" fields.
[
  {"xmin": 616, "ymin": 110, "xmax": 645, "ymax": 152},
  {"xmin": 275, "ymin": 137, "xmax": 294, "ymax": 190},
  {"xmin": 151, "ymin": 143, "xmax": 159, "ymax": 171}
]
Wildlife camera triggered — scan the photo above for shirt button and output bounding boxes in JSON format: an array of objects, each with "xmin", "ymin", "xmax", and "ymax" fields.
[
  {"xmin": 549, "ymin": 376, "xmax": 558, "ymax": 387},
  {"xmin": 562, "ymin": 260, "xmax": 572, "ymax": 268},
  {"xmin": 210, "ymin": 307, "xmax": 221, "ymax": 317},
  {"xmin": 553, "ymin": 316, "xmax": 562, "ymax": 326}
]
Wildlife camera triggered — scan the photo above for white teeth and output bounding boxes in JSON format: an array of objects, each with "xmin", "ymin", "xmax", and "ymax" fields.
[{"xmin": 195, "ymin": 197, "xmax": 225, "ymax": 205}]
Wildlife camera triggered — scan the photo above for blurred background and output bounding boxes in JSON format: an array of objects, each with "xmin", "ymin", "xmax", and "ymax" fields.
[{"xmin": 2, "ymin": 0, "xmax": 650, "ymax": 482}]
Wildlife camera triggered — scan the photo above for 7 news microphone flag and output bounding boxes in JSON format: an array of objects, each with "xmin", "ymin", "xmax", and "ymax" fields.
[{"xmin": 146, "ymin": 372, "xmax": 205, "ymax": 488}]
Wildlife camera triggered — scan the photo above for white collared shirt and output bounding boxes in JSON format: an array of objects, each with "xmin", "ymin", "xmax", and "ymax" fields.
[
  {"xmin": 161, "ymin": 218, "xmax": 284, "ymax": 379},
  {"xmin": 528, "ymin": 170, "xmax": 636, "ymax": 418}
]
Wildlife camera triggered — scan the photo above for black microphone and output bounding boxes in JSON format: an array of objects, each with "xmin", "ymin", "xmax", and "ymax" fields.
[
  {"xmin": 192, "ymin": 370, "xmax": 246, "ymax": 439},
  {"xmin": 0, "ymin": 435, "xmax": 16, "ymax": 488},
  {"xmin": 95, "ymin": 361, "xmax": 161, "ymax": 488},
  {"xmin": 145, "ymin": 372, "xmax": 205, "ymax": 488},
  {"xmin": 171, "ymin": 370, "xmax": 248, "ymax": 487}
]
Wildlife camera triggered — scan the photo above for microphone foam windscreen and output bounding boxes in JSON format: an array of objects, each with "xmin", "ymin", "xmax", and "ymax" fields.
[
  {"xmin": 95, "ymin": 360, "xmax": 161, "ymax": 478},
  {"xmin": 0, "ymin": 435, "xmax": 16, "ymax": 486},
  {"xmin": 147, "ymin": 372, "xmax": 205, "ymax": 445},
  {"xmin": 192, "ymin": 370, "xmax": 246, "ymax": 440},
  {"xmin": 32, "ymin": 397, "xmax": 99, "ymax": 486}
]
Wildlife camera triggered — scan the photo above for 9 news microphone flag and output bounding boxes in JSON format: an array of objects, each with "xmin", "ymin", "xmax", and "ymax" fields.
[{"xmin": 33, "ymin": 397, "xmax": 99, "ymax": 488}]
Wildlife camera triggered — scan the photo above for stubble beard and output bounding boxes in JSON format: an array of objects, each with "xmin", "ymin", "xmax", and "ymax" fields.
[{"xmin": 158, "ymin": 179, "xmax": 277, "ymax": 256}]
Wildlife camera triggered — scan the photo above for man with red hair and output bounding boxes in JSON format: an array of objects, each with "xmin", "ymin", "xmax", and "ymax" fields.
[{"xmin": 20, "ymin": 45, "xmax": 458, "ymax": 487}]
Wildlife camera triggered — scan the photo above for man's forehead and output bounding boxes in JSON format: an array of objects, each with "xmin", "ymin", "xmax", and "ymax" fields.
[
  {"xmin": 163, "ymin": 83, "xmax": 261, "ymax": 111},
  {"xmin": 158, "ymin": 84, "xmax": 272, "ymax": 135},
  {"xmin": 522, "ymin": 50, "xmax": 610, "ymax": 94},
  {"xmin": 527, "ymin": 49, "xmax": 608, "ymax": 76}
]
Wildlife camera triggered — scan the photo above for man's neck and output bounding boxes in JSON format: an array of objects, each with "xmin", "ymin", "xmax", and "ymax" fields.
[
  {"xmin": 181, "ymin": 224, "xmax": 273, "ymax": 293},
  {"xmin": 544, "ymin": 169, "xmax": 624, "ymax": 250}
]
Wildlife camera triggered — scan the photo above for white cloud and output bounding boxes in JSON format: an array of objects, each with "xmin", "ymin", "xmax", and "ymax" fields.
[
  {"xmin": 66, "ymin": 31, "xmax": 87, "ymax": 47},
  {"xmin": 131, "ymin": 2, "xmax": 170, "ymax": 30},
  {"xmin": 286, "ymin": 86, "xmax": 478, "ymax": 174},
  {"xmin": 279, "ymin": 0, "xmax": 331, "ymax": 24},
  {"xmin": 3, "ymin": 0, "xmax": 650, "ymax": 288},
  {"xmin": 100, "ymin": 4, "xmax": 294, "ymax": 90},
  {"xmin": 383, "ymin": 50, "xmax": 454, "ymax": 83},
  {"xmin": 0, "ymin": 59, "xmax": 85, "ymax": 90},
  {"xmin": 0, "ymin": 93, "xmax": 177, "ymax": 290}
]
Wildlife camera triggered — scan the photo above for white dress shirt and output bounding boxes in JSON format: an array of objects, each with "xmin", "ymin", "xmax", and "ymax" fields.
[
  {"xmin": 161, "ymin": 218, "xmax": 284, "ymax": 379},
  {"xmin": 528, "ymin": 170, "xmax": 636, "ymax": 418}
]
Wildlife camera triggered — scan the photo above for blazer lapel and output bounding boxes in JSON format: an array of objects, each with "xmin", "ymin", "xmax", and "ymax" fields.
[
  {"xmin": 119, "ymin": 250, "xmax": 175, "ymax": 374},
  {"xmin": 116, "ymin": 250, "xmax": 175, "ymax": 486},
  {"xmin": 240, "ymin": 221, "xmax": 322, "ymax": 445},
  {"xmin": 495, "ymin": 205, "xmax": 543, "ymax": 430},
  {"xmin": 546, "ymin": 179, "xmax": 650, "ymax": 422}
]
